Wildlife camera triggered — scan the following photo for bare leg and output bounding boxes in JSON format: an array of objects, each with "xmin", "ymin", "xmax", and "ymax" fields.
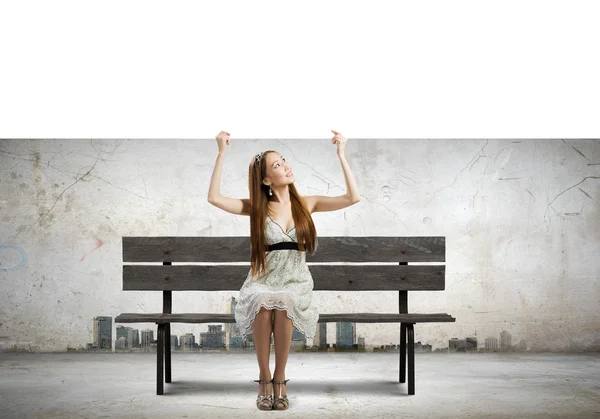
[
  {"xmin": 253, "ymin": 307, "xmax": 274, "ymax": 407},
  {"xmin": 272, "ymin": 309, "xmax": 293, "ymax": 407}
]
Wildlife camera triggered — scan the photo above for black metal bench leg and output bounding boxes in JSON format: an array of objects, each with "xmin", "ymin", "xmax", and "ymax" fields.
[
  {"xmin": 157, "ymin": 323, "xmax": 165, "ymax": 395},
  {"xmin": 399, "ymin": 323, "xmax": 406, "ymax": 383},
  {"xmin": 407, "ymin": 323, "xmax": 415, "ymax": 395},
  {"xmin": 165, "ymin": 323, "xmax": 172, "ymax": 383}
]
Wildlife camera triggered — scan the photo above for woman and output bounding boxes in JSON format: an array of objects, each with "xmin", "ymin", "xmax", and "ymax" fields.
[{"xmin": 207, "ymin": 130, "xmax": 360, "ymax": 410}]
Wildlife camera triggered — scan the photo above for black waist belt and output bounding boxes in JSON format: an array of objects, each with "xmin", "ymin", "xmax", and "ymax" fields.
[{"xmin": 266, "ymin": 241, "xmax": 299, "ymax": 251}]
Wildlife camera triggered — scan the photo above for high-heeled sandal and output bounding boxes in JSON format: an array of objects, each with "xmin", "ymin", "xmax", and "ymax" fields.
[
  {"xmin": 253, "ymin": 378, "xmax": 274, "ymax": 410},
  {"xmin": 272, "ymin": 378, "xmax": 290, "ymax": 410}
]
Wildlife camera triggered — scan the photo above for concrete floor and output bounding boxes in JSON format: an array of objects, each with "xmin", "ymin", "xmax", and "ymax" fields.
[{"xmin": 1, "ymin": 351, "xmax": 599, "ymax": 419}]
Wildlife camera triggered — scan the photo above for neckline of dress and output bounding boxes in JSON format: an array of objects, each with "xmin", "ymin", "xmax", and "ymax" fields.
[{"xmin": 267, "ymin": 215, "xmax": 295, "ymax": 234}]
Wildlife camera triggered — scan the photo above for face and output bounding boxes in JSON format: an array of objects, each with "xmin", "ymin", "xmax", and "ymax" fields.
[{"xmin": 264, "ymin": 152, "xmax": 294, "ymax": 186}]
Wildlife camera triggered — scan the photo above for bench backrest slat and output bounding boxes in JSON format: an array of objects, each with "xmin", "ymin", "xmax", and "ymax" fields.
[
  {"xmin": 123, "ymin": 264, "xmax": 445, "ymax": 291},
  {"xmin": 123, "ymin": 236, "xmax": 445, "ymax": 263}
]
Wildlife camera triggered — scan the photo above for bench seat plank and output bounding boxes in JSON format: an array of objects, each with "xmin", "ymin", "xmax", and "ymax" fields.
[
  {"xmin": 123, "ymin": 236, "xmax": 446, "ymax": 263},
  {"xmin": 115, "ymin": 312, "xmax": 456, "ymax": 324}
]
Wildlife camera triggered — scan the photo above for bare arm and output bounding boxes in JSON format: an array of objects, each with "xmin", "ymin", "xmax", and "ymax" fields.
[
  {"xmin": 338, "ymin": 152, "xmax": 361, "ymax": 202},
  {"xmin": 308, "ymin": 153, "xmax": 361, "ymax": 213},
  {"xmin": 207, "ymin": 150, "xmax": 251, "ymax": 216}
]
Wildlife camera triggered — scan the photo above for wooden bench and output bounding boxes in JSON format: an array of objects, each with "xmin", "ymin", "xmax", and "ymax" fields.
[{"xmin": 115, "ymin": 235, "xmax": 455, "ymax": 396}]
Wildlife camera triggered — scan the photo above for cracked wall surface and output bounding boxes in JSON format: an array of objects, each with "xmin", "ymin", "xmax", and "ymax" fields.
[{"xmin": 0, "ymin": 139, "xmax": 599, "ymax": 352}]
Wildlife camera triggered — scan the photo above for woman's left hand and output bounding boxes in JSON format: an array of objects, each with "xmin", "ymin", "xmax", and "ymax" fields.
[{"xmin": 331, "ymin": 129, "xmax": 347, "ymax": 156}]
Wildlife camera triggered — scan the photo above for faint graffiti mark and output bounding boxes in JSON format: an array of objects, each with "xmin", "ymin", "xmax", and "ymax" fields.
[
  {"xmin": 571, "ymin": 145, "xmax": 590, "ymax": 160},
  {"xmin": 578, "ymin": 187, "xmax": 593, "ymax": 200},
  {"xmin": 544, "ymin": 176, "xmax": 600, "ymax": 222},
  {"xmin": 561, "ymin": 139, "xmax": 591, "ymax": 161},
  {"xmin": 0, "ymin": 244, "xmax": 28, "ymax": 272},
  {"xmin": 80, "ymin": 237, "xmax": 104, "ymax": 262}
]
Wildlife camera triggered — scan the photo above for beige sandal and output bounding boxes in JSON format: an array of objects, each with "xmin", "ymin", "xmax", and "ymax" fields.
[
  {"xmin": 272, "ymin": 378, "xmax": 290, "ymax": 410},
  {"xmin": 253, "ymin": 378, "xmax": 274, "ymax": 410}
]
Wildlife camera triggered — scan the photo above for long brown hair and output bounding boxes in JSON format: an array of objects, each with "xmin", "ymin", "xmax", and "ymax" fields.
[{"xmin": 249, "ymin": 150, "xmax": 318, "ymax": 280}]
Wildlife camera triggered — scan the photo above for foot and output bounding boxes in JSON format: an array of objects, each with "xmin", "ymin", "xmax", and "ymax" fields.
[
  {"xmin": 272, "ymin": 377, "xmax": 289, "ymax": 410},
  {"xmin": 254, "ymin": 376, "xmax": 273, "ymax": 410}
]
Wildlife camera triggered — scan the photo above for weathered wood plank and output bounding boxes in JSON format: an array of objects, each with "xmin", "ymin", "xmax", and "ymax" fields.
[
  {"xmin": 123, "ymin": 264, "xmax": 446, "ymax": 291},
  {"xmin": 318, "ymin": 313, "xmax": 455, "ymax": 323},
  {"xmin": 123, "ymin": 236, "xmax": 446, "ymax": 263},
  {"xmin": 115, "ymin": 312, "xmax": 456, "ymax": 324}
]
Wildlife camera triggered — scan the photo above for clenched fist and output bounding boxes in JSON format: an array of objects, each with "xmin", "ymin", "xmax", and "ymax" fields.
[{"xmin": 215, "ymin": 131, "xmax": 231, "ymax": 153}]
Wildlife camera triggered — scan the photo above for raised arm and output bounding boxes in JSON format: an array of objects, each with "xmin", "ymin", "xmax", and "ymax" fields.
[
  {"xmin": 207, "ymin": 132, "xmax": 251, "ymax": 216},
  {"xmin": 308, "ymin": 135, "xmax": 361, "ymax": 213}
]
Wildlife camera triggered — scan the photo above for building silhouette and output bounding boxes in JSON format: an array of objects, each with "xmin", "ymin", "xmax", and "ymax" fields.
[
  {"xmin": 336, "ymin": 322, "xmax": 356, "ymax": 349},
  {"xmin": 444, "ymin": 331, "xmax": 522, "ymax": 352},
  {"xmin": 466, "ymin": 337, "xmax": 477, "ymax": 351},
  {"xmin": 115, "ymin": 336, "xmax": 127, "ymax": 350},
  {"xmin": 290, "ymin": 325, "xmax": 307, "ymax": 351},
  {"xmin": 170, "ymin": 335, "xmax": 179, "ymax": 349},
  {"xmin": 116, "ymin": 325, "xmax": 140, "ymax": 349},
  {"xmin": 201, "ymin": 325, "xmax": 226, "ymax": 349},
  {"xmin": 485, "ymin": 336, "xmax": 498, "ymax": 350},
  {"xmin": 141, "ymin": 329, "xmax": 154, "ymax": 348},
  {"xmin": 128, "ymin": 328, "xmax": 140, "ymax": 348},
  {"xmin": 500, "ymin": 330, "xmax": 512, "ymax": 350},
  {"xmin": 225, "ymin": 297, "xmax": 243, "ymax": 350},
  {"xmin": 449, "ymin": 338, "xmax": 466, "ymax": 352},
  {"xmin": 291, "ymin": 326, "xmax": 304, "ymax": 341},
  {"xmin": 180, "ymin": 333, "xmax": 195, "ymax": 351},
  {"xmin": 92, "ymin": 316, "xmax": 112, "ymax": 349},
  {"xmin": 116, "ymin": 325, "xmax": 128, "ymax": 345},
  {"xmin": 415, "ymin": 341, "xmax": 432, "ymax": 352},
  {"xmin": 313, "ymin": 323, "xmax": 327, "ymax": 350},
  {"xmin": 244, "ymin": 333, "xmax": 255, "ymax": 350},
  {"xmin": 358, "ymin": 336, "xmax": 366, "ymax": 351}
]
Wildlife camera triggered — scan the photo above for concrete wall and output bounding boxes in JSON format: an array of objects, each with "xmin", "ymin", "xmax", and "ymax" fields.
[{"xmin": 1, "ymin": 139, "xmax": 599, "ymax": 352}]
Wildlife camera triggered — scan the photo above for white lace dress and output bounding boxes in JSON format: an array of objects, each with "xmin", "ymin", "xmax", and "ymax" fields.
[{"xmin": 234, "ymin": 215, "xmax": 319, "ymax": 340}]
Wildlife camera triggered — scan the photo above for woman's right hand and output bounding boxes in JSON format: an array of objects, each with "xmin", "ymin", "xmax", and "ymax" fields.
[{"xmin": 215, "ymin": 131, "xmax": 231, "ymax": 153}]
